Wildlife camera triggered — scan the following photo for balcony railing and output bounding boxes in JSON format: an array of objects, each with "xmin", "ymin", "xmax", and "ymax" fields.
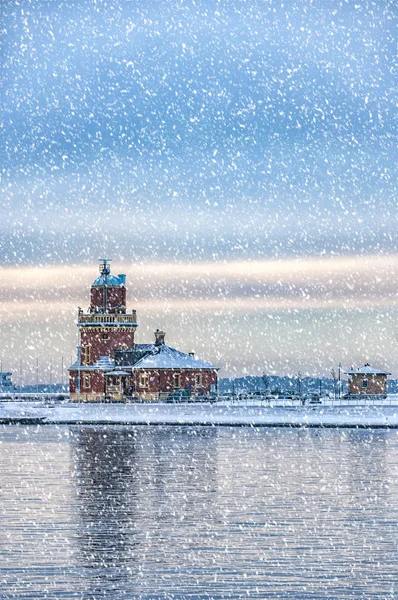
[{"xmin": 78, "ymin": 310, "xmax": 137, "ymax": 324}]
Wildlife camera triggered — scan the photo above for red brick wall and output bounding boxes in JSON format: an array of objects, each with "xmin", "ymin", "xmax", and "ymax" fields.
[
  {"xmin": 89, "ymin": 370, "xmax": 105, "ymax": 393},
  {"xmin": 348, "ymin": 374, "xmax": 387, "ymax": 395},
  {"xmin": 69, "ymin": 370, "xmax": 105, "ymax": 394},
  {"xmin": 70, "ymin": 368, "xmax": 218, "ymax": 397},
  {"xmin": 80, "ymin": 329, "xmax": 135, "ymax": 364},
  {"xmin": 90, "ymin": 286, "xmax": 126, "ymax": 313},
  {"xmin": 130, "ymin": 369, "xmax": 218, "ymax": 394}
]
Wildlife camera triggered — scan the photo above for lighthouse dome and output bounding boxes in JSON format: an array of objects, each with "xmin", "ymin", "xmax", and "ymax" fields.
[{"xmin": 92, "ymin": 273, "xmax": 123, "ymax": 287}]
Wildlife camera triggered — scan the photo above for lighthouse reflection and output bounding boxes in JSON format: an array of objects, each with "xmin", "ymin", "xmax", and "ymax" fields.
[{"xmin": 70, "ymin": 426, "xmax": 218, "ymax": 597}]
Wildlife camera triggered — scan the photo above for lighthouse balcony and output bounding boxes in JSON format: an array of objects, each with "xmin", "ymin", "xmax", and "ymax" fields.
[{"xmin": 78, "ymin": 311, "xmax": 137, "ymax": 326}]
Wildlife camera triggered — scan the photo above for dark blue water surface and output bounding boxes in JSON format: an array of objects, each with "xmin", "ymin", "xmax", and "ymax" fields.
[{"xmin": 1, "ymin": 425, "xmax": 398, "ymax": 599}]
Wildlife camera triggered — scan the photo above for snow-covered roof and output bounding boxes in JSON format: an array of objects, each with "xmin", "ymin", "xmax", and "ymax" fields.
[
  {"xmin": 127, "ymin": 344, "xmax": 218, "ymax": 370},
  {"xmin": 134, "ymin": 344, "xmax": 156, "ymax": 352},
  {"xmin": 104, "ymin": 370, "xmax": 130, "ymax": 376},
  {"xmin": 68, "ymin": 356, "xmax": 115, "ymax": 371},
  {"xmin": 69, "ymin": 344, "xmax": 217, "ymax": 372},
  {"xmin": 345, "ymin": 363, "xmax": 391, "ymax": 376}
]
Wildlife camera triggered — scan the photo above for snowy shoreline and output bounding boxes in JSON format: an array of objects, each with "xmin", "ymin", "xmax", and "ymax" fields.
[{"xmin": 1, "ymin": 402, "xmax": 398, "ymax": 428}]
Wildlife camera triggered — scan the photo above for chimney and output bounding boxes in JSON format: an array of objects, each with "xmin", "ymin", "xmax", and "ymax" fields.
[
  {"xmin": 154, "ymin": 329, "xmax": 165, "ymax": 346},
  {"xmin": 118, "ymin": 274, "xmax": 126, "ymax": 285},
  {"xmin": 189, "ymin": 352, "xmax": 195, "ymax": 358}
]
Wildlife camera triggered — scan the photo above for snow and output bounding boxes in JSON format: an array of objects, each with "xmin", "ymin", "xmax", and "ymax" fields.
[
  {"xmin": 2, "ymin": 401, "xmax": 398, "ymax": 428},
  {"xmin": 1, "ymin": 2, "xmax": 397, "ymax": 596},
  {"xmin": 91, "ymin": 273, "xmax": 124, "ymax": 287},
  {"xmin": 69, "ymin": 344, "xmax": 217, "ymax": 374},
  {"xmin": 345, "ymin": 364, "xmax": 391, "ymax": 375},
  {"xmin": 128, "ymin": 344, "xmax": 218, "ymax": 370},
  {"xmin": 104, "ymin": 370, "xmax": 130, "ymax": 376},
  {"xmin": 69, "ymin": 355, "xmax": 115, "ymax": 371}
]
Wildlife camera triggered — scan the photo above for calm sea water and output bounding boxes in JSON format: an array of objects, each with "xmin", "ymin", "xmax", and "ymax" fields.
[{"xmin": 1, "ymin": 425, "xmax": 398, "ymax": 599}]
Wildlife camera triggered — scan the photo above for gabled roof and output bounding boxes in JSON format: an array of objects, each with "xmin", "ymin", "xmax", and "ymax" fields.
[
  {"xmin": 133, "ymin": 344, "xmax": 156, "ymax": 352},
  {"xmin": 69, "ymin": 345, "xmax": 217, "ymax": 372},
  {"xmin": 132, "ymin": 345, "xmax": 217, "ymax": 370},
  {"xmin": 68, "ymin": 356, "xmax": 115, "ymax": 371},
  {"xmin": 114, "ymin": 344, "xmax": 156, "ymax": 368},
  {"xmin": 120, "ymin": 344, "xmax": 217, "ymax": 370},
  {"xmin": 345, "ymin": 363, "xmax": 391, "ymax": 376}
]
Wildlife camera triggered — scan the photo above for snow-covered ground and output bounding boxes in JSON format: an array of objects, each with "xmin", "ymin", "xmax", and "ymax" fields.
[
  {"xmin": 217, "ymin": 395, "xmax": 398, "ymax": 408},
  {"xmin": 1, "ymin": 401, "xmax": 398, "ymax": 427}
]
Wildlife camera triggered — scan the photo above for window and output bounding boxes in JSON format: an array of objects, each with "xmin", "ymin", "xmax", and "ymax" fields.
[
  {"xmin": 102, "ymin": 332, "xmax": 109, "ymax": 340},
  {"xmin": 140, "ymin": 373, "xmax": 149, "ymax": 388},
  {"xmin": 195, "ymin": 374, "xmax": 202, "ymax": 387},
  {"xmin": 362, "ymin": 378, "xmax": 368, "ymax": 389},
  {"xmin": 173, "ymin": 373, "xmax": 180, "ymax": 389},
  {"xmin": 84, "ymin": 345, "xmax": 91, "ymax": 365},
  {"xmin": 83, "ymin": 375, "xmax": 90, "ymax": 389}
]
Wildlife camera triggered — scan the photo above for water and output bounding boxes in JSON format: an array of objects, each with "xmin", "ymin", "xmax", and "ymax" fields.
[{"xmin": 1, "ymin": 425, "xmax": 398, "ymax": 599}]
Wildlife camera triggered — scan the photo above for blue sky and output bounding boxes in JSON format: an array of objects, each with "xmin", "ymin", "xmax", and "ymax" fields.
[
  {"xmin": 1, "ymin": 0, "xmax": 397, "ymax": 262},
  {"xmin": 0, "ymin": 0, "xmax": 397, "ymax": 378}
]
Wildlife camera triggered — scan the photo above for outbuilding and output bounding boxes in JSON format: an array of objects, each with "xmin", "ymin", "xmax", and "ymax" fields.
[{"xmin": 344, "ymin": 363, "xmax": 390, "ymax": 398}]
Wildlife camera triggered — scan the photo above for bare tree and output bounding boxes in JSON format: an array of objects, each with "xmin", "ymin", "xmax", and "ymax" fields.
[{"xmin": 331, "ymin": 368, "xmax": 337, "ymax": 401}]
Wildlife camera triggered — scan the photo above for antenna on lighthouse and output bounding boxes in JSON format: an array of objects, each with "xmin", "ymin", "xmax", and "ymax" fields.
[
  {"xmin": 98, "ymin": 258, "xmax": 112, "ymax": 313},
  {"xmin": 99, "ymin": 258, "xmax": 112, "ymax": 276}
]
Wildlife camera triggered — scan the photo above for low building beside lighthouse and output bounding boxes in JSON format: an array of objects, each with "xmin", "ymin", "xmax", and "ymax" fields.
[
  {"xmin": 111, "ymin": 329, "xmax": 217, "ymax": 401},
  {"xmin": 69, "ymin": 259, "xmax": 218, "ymax": 401}
]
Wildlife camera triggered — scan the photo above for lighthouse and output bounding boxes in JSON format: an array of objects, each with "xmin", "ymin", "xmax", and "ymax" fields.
[
  {"xmin": 69, "ymin": 259, "xmax": 218, "ymax": 402},
  {"xmin": 69, "ymin": 259, "xmax": 137, "ymax": 401}
]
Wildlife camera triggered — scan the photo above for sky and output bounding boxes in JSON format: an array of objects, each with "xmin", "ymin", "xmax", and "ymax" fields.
[{"xmin": 0, "ymin": 0, "xmax": 397, "ymax": 381}]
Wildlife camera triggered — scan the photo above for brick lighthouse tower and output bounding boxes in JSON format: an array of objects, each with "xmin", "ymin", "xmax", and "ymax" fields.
[{"xmin": 69, "ymin": 259, "xmax": 137, "ymax": 401}]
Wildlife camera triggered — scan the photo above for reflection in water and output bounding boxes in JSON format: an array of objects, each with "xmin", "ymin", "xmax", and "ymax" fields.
[
  {"xmin": 72, "ymin": 428, "xmax": 140, "ymax": 596},
  {"xmin": 71, "ymin": 427, "xmax": 218, "ymax": 598},
  {"xmin": 2, "ymin": 425, "xmax": 398, "ymax": 598}
]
